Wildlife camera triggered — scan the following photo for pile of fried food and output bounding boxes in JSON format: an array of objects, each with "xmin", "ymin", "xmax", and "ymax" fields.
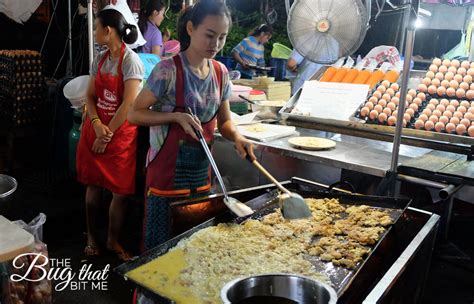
[{"xmin": 170, "ymin": 198, "xmax": 393, "ymax": 302}]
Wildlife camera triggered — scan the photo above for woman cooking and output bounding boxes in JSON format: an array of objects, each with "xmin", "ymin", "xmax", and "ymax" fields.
[
  {"xmin": 128, "ymin": 0, "xmax": 255, "ymax": 250},
  {"xmin": 232, "ymin": 24, "xmax": 273, "ymax": 79},
  {"xmin": 76, "ymin": 8, "xmax": 144, "ymax": 261}
]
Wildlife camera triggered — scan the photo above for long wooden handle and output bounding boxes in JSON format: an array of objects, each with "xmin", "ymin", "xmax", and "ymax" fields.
[{"xmin": 250, "ymin": 159, "xmax": 291, "ymax": 195}]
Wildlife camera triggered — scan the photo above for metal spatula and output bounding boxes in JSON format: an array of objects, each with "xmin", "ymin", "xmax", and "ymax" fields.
[
  {"xmin": 245, "ymin": 153, "xmax": 312, "ymax": 219},
  {"xmin": 186, "ymin": 108, "xmax": 254, "ymax": 217}
]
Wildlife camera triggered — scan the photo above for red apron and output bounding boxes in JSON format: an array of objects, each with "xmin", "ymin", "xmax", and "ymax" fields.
[
  {"xmin": 142, "ymin": 55, "xmax": 222, "ymax": 250},
  {"xmin": 76, "ymin": 43, "xmax": 138, "ymax": 195}
]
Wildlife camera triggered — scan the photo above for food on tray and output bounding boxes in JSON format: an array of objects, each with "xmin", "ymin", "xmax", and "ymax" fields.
[
  {"xmin": 126, "ymin": 198, "xmax": 394, "ymax": 303},
  {"xmin": 256, "ymin": 100, "xmax": 286, "ymax": 107},
  {"xmin": 288, "ymin": 136, "xmax": 336, "ymax": 150},
  {"xmin": 245, "ymin": 123, "xmax": 267, "ymax": 132}
]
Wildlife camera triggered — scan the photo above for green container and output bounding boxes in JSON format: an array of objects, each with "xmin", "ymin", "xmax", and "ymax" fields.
[
  {"xmin": 229, "ymin": 102, "xmax": 248, "ymax": 115},
  {"xmin": 68, "ymin": 109, "xmax": 82, "ymax": 175}
]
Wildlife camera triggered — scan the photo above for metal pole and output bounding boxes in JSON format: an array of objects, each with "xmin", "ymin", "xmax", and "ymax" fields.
[
  {"xmin": 67, "ymin": 0, "xmax": 73, "ymax": 76},
  {"xmin": 88, "ymin": 0, "xmax": 94, "ymax": 71}
]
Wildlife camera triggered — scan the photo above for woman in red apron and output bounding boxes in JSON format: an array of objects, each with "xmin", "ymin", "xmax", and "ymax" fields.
[
  {"xmin": 128, "ymin": 0, "xmax": 256, "ymax": 251},
  {"xmin": 76, "ymin": 9, "xmax": 144, "ymax": 260}
]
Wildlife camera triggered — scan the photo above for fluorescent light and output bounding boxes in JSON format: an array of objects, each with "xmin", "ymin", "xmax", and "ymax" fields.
[
  {"xmin": 415, "ymin": 19, "xmax": 423, "ymax": 28},
  {"xmin": 419, "ymin": 8, "xmax": 432, "ymax": 17}
]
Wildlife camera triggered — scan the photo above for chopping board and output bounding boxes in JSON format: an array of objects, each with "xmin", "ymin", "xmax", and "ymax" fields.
[
  {"xmin": 288, "ymin": 136, "xmax": 336, "ymax": 151},
  {"xmin": 237, "ymin": 123, "xmax": 298, "ymax": 142}
]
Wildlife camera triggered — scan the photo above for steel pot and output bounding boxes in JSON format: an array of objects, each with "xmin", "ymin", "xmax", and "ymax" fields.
[
  {"xmin": 239, "ymin": 95, "xmax": 284, "ymax": 120},
  {"xmin": 221, "ymin": 273, "xmax": 337, "ymax": 304}
]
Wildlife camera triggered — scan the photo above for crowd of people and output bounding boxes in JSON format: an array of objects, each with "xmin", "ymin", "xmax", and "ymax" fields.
[{"xmin": 76, "ymin": 0, "xmax": 318, "ymax": 262}]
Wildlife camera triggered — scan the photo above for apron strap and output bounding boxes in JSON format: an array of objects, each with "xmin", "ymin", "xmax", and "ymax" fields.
[
  {"xmin": 211, "ymin": 59, "xmax": 223, "ymax": 101},
  {"xmin": 172, "ymin": 55, "xmax": 185, "ymax": 109}
]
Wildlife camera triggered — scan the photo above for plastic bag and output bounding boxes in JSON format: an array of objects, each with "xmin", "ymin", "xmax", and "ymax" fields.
[
  {"xmin": 363, "ymin": 45, "xmax": 401, "ymax": 67},
  {"xmin": 4, "ymin": 213, "xmax": 53, "ymax": 304}
]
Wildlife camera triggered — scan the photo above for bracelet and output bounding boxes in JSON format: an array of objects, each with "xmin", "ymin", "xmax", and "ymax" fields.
[{"xmin": 90, "ymin": 117, "xmax": 100, "ymax": 125}]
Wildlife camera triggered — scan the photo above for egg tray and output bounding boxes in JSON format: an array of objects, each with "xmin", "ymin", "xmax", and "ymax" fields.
[
  {"xmin": 354, "ymin": 92, "xmax": 431, "ymax": 128},
  {"xmin": 424, "ymin": 92, "xmax": 474, "ymax": 102}
]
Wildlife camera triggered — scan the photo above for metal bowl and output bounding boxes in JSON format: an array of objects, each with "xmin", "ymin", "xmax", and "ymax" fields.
[
  {"xmin": 221, "ymin": 273, "xmax": 338, "ymax": 304},
  {"xmin": 250, "ymin": 102, "xmax": 284, "ymax": 120}
]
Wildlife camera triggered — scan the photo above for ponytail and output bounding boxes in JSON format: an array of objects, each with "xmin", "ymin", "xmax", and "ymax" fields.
[
  {"xmin": 122, "ymin": 24, "xmax": 138, "ymax": 44},
  {"xmin": 138, "ymin": 0, "xmax": 165, "ymax": 34},
  {"xmin": 97, "ymin": 9, "xmax": 139, "ymax": 45},
  {"xmin": 177, "ymin": 0, "xmax": 231, "ymax": 52}
]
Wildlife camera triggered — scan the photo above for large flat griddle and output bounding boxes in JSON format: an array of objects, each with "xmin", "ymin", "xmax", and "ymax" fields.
[{"xmin": 115, "ymin": 179, "xmax": 410, "ymax": 303}]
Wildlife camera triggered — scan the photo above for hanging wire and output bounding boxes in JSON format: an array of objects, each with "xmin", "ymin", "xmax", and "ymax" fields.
[{"xmin": 40, "ymin": 0, "xmax": 61, "ymax": 54}]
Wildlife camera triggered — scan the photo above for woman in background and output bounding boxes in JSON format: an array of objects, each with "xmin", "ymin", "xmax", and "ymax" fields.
[
  {"xmin": 138, "ymin": 0, "xmax": 166, "ymax": 57},
  {"xmin": 232, "ymin": 24, "xmax": 272, "ymax": 79},
  {"xmin": 76, "ymin": 8, "xmax": 144, "ymax": 261}
]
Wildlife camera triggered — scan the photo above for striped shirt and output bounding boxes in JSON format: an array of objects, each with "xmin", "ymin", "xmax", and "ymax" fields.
[{"xmin": 232, "ymin": 36, "xmax": 265, "ymax": 77}]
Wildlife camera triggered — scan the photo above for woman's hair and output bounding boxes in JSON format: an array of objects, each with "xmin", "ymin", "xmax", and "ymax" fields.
[
  {"xmin": 138, "ymin": 0, "xmax": 165, "ymax": 34},
  {"xmin": 97, "ymin": 9, "xmax": 138, "ymax": 45},
  {"xmin": 249, "ymin": 24, "xmax": 273, "ymax": 37},
  {"xmin": 177, "ymin": 0, "xmax": 231, "ymax": 52}
]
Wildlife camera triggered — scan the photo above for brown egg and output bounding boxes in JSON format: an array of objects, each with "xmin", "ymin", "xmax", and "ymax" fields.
[
  {"xmin": 433, "ymin": 58, "xmax": 442, "ymax": 66},
  {"xmin": 429, "ymin": 64, "xmax": 438, "ymax": 72},
  {"xmin": 435, "ymin": 72, "xmax": 445, "ymax": 80},
  {"xmin": 449, "ymin": 100, "xmax": 460, "ymax": 107},
  {"xmin": 460, "ymin": 100, "xmax": 470, "ymax": 108},
  {"xmin": 439, "ymin": 116, "xmax": 449, "ymax": 124},
  {"xmin": 426, "ymin": 71, "xmax": 435, "ymax": 79},
  {"xmin": 441, "ymin": 80, "xmax": 450, "ymax": 88},
  {"xmin": 407, "ymin": 89, "xmax": 416, "ymax": 97},
  {"xmin": 383, "ymin": 107, "xmax": 392, "ymax": 116},
  {"xmin": 405, "ymin": 94, "xmax": 413, "ymax": 102},
  {"xmin": 409, "ymin": 103, "xmax": 419, "ymax": 111},
  {"xmin": 454, "ymin": 74, "xmax": 463, "ymax": 83},
  {"xmin": 442, "ymin": 59, "xmax": 451, "ymax": 66},
  {"xmin": 422, "ymin": 108, "xmax": 432, "ymax": 116},
  {"xmin": 443, "ymin": 111, "xmax": 453, "ymax": 118},
  {"xmin": 390, "ymin": 97, "xmax": 399, "ymax": 106},
  {"xmin": 450, "ymin": 117, "xmax": 460, "ymax": 125},
  {"xmin": 387, "ymin": 102, "xmax": 397, "ymax": 110},
  {"xmin": 446, "ymin": 104, "xmax": 456, "ymax": 112},
  {"xmin": 425, "ymin": 120, "xmax": 435, "ymax": 130},
  {"xmin": 469, "ymin": 107, "xmax": 474, "ymax": 114},
  {"xmin": 433, "ymin": 109, "xmax": 442, "ymax": 117},
  {"xmin": 381, "ymin": 80, "xmax": 391, "ymax": 88},
  {"xmin": 453, "ymin": 111, "xmax": 464, "ymax": 119},
  {"xmin": 387, "ymin": 116, "xmax": 397, "ymax": 126},
  {"xmin": 414, "ymin": 119, "xmax": 424, "ymax": 129},
  {"xmin": 461, "ymin": 60, "xmax": 470, "ymax": 69},
  {"xmin": 436, "ymin": 104, "xmax": 446, "ymax": 112},
  {"xmin": 449, "ymin": 80, "xmax": 459, "ymax": 89},
  {"xmin": 428, "ymin": 85, "xmax": 437, "ymax": 95},
  {"xmin": 417, "ymin": 84, "xmax": 427, "ymax": 92},
  {"xmin": 417, "ymin": 92, "xmax": 426, "ymax": 101},
  {"xmin": 461, "ymin": 118, "xmax": 471, "ymax": 127},
  {"xmin": 392, "ymin": 110, "xmax": 398, "ymax": 117},
  {"xmin": 430, "ymin": 98, "xmax": 440, "ymax": 105},
  {"xmin": 378, "ymin": 112, "xmax": 388, "ymax": 123},
  {"xmin": 405, "ymin": 107, "xmax": 415, "ymax": 116},
  {"xmin": 374, "ymin": 104, "xmax": 383, "ymax": 113},
  {"xmin": 365, "ymin": 101, "xmax": 375, "ymax": 110},
  {"xmin": 419, "ymin": 114, "xmax": 429, "ymax": 122},
  {"xmin": 412, "ymin": 98, "xmax": 422, "ymax": 106},
  {"xmin": 402, "ymin": 119, "xmax": 408, "ymax": 127},
  {"xmin": 373, "ymin": 91, "xmax": 382, "ymax": 99},
  {"xmin": 377, "ymin": 85, "xmax": 386, "ymax": 93},
  {"xmin": 437, "ymin": 86, "xmax": 447, "ymax": 96},
  {"xmin": 460, "ymin": 82, "xmax": 470, "ymax": 90},
  {"xmin": 390, "ymin": 83, "xmax": 399, "ymax": 91},
  {"xmin": 440, "ymin": 99, "xmax": 450, "ymax": 107},
  {"xmin": 426, "ymin": 104, "xmax": 436, "ymax": 111},
  {"xmin": 451, "ymin": 59, "xmax": 460, "ymax": 68},
  {"xmin": 382, "ymin": 93, "xmax": 391, "ymax": 101},
  {"xmin": 360, "ymin": 107, "xmax": 370, "ymax": 117},
  {"xmin": 438, "ymin": 65, "xmax": 448, "ymax": 74},
  {"xmin": 468, "ymin": 126, "xmax": 474, "ymax": 137},
  {"xmin": 421, "ymin": 78, "xmax": 431, "ymax": 86},
  {"xmin": 456, "ymin": 88, "xmax": 466, "ymax": 98},
  {"xmin": 369, "ymin": 110, "xmax": 379, "ymax": 120},
  {"xmin": 446, "ymin": 87, "xmax": 456, "ymax": 97},
  {"xmin": 449, "ymin": 66, "xmax": 458, "ymax": 74},
  {"xmin": 466, "ymin": 90, "xmax": 474, "ymax": 100},
  {"xmin": 444, "ymin": 71, "xmax": 454, "ymax": 81},
  {"xmin": 429, "ymin": 115, "xmax": 439, "ymax": 123},
  {"xmin": 471, "ymin": 62, "xmax": 474, "ymax": 69},
  {"xmin": 378, "ymin": 99, "xmax": 387, "ymax": 107},
  {"xmin": 464, "ymin": 112, "xmax": 473, "ymax": 121},
  {"xmin": 368, "ymin": 97, "xmax": 378, "ymax": 104},
  {"xmin": 458, "ymin": 67, "xmax": 467, "ymax": 76},
  {"xmin": 431, "ymin": 78, "xmax": 441, "ymax": 87},
  {"xmin": 468, "ymin": 68, "xmax": 474, "ymax": 76},
  {"xmin": 446, "ymin": 122, "xmax": 456, "ymax": 133},
  {"xmin": 435, "ymin": 122, "xmax": 445, "ymax": 132},
  {"xmin": 456, "ymin": 124, "xmax": 467, "ymax": 135},
  {"xmin": 386, "ymin": 88, "xmax": 395, "ymax": 96},
  {"xmin": 463, "ymin": 75, "xmax": 473, "ymax": 83},
  {"xmin": 395, "ymin": 91, "xmax": 401, "ymax": 98},
  {"xmin": 458, "ymin": 105, "xmax": 467, "ymax": 113}
]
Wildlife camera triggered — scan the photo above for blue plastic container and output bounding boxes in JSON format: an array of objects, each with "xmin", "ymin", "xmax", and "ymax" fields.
[
  {"xmin": 215, "ymin": 56, "xmax": 236, "ymax": 70},
  {"xmin": 269, "ymin": 58, "xmax": 288, "ymax": 81}
]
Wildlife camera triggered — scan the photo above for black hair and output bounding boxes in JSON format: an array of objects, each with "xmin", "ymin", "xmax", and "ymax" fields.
[
  {"xmin": 249, "ymin": 24, "xmax": 273, "ymax": 37},
  {"xmin": 138, "ymin": 0, "xmax": 165, "ymax": 35},
  {"xmin": 177, "ymin": 0, "xmax": 231, "ymax": 52},
  {"xmin": 97, "ymin": 9, "xmax": 138, "ymax": 45}
]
